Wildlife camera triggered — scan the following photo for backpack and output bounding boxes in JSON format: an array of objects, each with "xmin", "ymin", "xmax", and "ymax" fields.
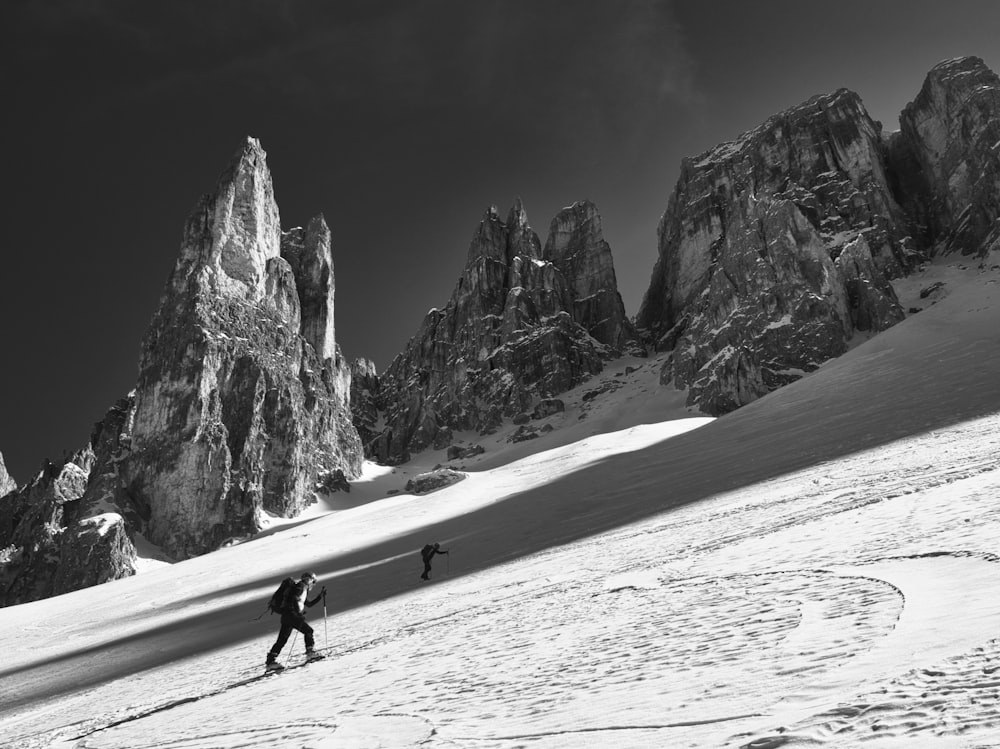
[
  {"xmin": 421, "ymin": 544, "xmax": 435, "ymax": 562},
  {"xmin": 268, "ymin": 577, "xmax": 296, "ymax": 615}
]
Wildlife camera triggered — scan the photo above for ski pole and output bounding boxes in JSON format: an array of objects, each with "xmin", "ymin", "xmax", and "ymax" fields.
[
  {"xmin": 323, "ymin": 590, "xmax": 329, "ymax": 650},
  {"xmin": 286, "ymin": 631, "xmax": 298, "ymax": 666}
]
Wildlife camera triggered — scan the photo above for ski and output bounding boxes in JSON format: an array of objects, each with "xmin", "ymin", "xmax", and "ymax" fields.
[{"xmin": 260, "ymin": 648, "xmax": 329, "ymax": 676}]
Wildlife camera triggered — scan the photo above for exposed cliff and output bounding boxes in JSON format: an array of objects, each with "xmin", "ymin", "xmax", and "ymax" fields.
[
  {"xmin": 369, "ymin": 199, "xmax": 639, "ymax": 464},
  {"xmin": 0, "ymin": 453, "xmax": 15, "ymax": 498},
  {"xmin": 121, "ymin": 137, "xmax": 362, "ymax": 558},
  {"xmin": 889, "ymin": 56, "xmax": 1000, "ymax": 257},
  {"xmin": 637, "ymin": 58, "xmax": 1000, "ymax": 416},
  {"xmin": 350, "ymin": 358, "xmax": 382, "ymax": 452},
  {"xmin": 0, "ymin": 398, "xmax": 138, "ymax": 606},
  {"xmin": 1, "ymin": 138, "xmax": 363, "ymax": 603}
]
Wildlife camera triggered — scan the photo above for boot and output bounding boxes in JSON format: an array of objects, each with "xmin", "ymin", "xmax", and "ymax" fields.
[
  {"xmin": 305, "ymin": 649, "xmax": 326, "ymax": 662},
  {"xmin": 265, "ymin": 654, "xmax": 284, "ymax": 672}
]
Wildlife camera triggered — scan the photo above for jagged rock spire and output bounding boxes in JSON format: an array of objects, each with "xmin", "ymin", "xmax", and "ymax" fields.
[
  {"xmin": 121, "ymin": 137, "xmax": 361, "ymax": 557},
  {"xmin": 369, "ymin": 198, "xmax": 638, "ymax": 464},
  {"xmin": 506, "ymin": 197, "xmax": 542, "ymax": 262},
  {"xmin": 282, "ymin": 214, "xmax": 337, "ymax": 361},
  {"xmin": 170, "ymin": 136, "xmax": 282, "ymax": 302},
  {"xmin": 544, "ymin": 200, "xmax": 634, "ymax": 349}
]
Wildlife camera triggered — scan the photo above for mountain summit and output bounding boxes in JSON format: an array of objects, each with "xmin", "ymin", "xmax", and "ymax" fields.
[
  {"xmin": 636, "ymin": 55, "xmax": 1000, "ymax": 415},
  {"xmin": 366, "ymin": 199, "xmax": 640, "ymax": 464},
  {"xmin": 0, "ymin": 138, "xmax": 362, "ymax": 604}
]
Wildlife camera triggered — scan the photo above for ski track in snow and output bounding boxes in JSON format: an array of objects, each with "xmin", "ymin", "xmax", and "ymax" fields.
[
  {"xmin": 4, "ymin": 261, "xmax": 1000, "ymax": 748},
  {"xmin": 19, "ymin": 422, "xmax": 1000, "ymax": 749}
]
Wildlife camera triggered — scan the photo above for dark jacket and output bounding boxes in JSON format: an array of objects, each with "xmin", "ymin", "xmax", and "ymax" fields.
[{"xmin": 285, "ymin": 581, "xmax": 323, "ymax": 615}]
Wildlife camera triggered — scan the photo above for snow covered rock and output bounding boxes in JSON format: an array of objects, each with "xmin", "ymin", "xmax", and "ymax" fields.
[
  {"xmin": 404, "ymin": 468, "xmax": 466, "ymax": 494},
  {"xmin": 370, "ymin": 199, "xmax": 639, "ymax": 465}
]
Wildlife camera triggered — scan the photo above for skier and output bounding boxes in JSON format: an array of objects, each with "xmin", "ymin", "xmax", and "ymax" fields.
[
  {"xmin": 266, "ymin": 571, "xmax": 326, "ymax": 671},
  {"xmin": 420, "ymin": 542, "xmax": 449, "ymax": 580}
]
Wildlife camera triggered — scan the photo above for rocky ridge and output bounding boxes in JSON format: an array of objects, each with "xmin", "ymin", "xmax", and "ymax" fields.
[
  {"xmin": 0, "ymin": 138, "xmax": 362, "ymax": 604},
  {"xmin": 368, "ymin": 199, "xmax": 639, "ymax": 464},
  {"xmin": 637, "ymin": 56, "xmax": 1000, "ymax": 415}
]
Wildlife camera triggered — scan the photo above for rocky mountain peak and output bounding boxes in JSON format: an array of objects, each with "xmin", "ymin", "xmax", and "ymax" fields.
[
  {"xmin": 281, "ymin": 213, "xmax": 337, "ymax": 361},
  {"xmin": 638, "ymin": 56, "xmax": 1000, "ymax": 418},
  {"xmin": 367, "ymin": 198, "xmax": 637, "ymax": 464},
  {"xmin": 0, "ymin": 138, "xmax": 364, "ymax": 588},
  {"xmin": 196, "ymin": 135, "xmax": 282, "ymax": 298},
  {"xmin": 120, "ymin": 138, "xmax": 362, "ymax": 558},
  {"xmin": 638, "ymin": 81, "xmax": 910, "ymax": 415},
  {"xmin": 894, "ymin": 56, "xmax": 1000, "ymax": 256},
  {"xmin": 506, "ymin": 197, "xmax": 542, "ymax": 261},
  {"xmin": 544, "ymin": 200, "xmax": 634, "ymax": 350},
  {"xmin": 919, "ymin": 55, "xmax": 998, "ymax": 91}
]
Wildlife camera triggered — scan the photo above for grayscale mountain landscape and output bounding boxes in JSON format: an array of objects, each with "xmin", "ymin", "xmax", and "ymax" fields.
[{"xmin": 4, "ymin": 3, "xmax": 1000, "ymax": 747}]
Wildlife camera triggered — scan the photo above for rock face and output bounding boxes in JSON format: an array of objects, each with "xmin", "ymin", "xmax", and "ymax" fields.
[
  {"xmin": 637, "ymin": 58, "xmax": 1000, "ymax": 416},
  {"xmin": 350, "ymin": 358, "xmax": 382, "ymax": 453},
  {"xmin": 890, "ymin": 56, "xmax": 1000, "ymax": 257},
  {"xmin": 544, "ymin": 201, "xmax": 635, "ymax": 351},
  {"xmin": 121, "ymin": 137, "xmax": 362, "ymax": 557},
  {"xmin": 1, "ymin": 138, "xmax": 364, "ymax": 604},
  {"xmin": 370, "ymin": 199, "xmax": 638, "ymax": 464},
  {"xmin": 0, "ymin": 453, "xmax": 15, "ymax": 498},
  {"xmin": 0, "ymin": 398, "xmax": 138, "ymax": 606}
]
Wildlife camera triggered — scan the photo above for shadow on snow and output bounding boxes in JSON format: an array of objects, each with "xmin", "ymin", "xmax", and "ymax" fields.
[{"xmin": 3, "ymin": 324, "xmax": 1000, "ymax": 713}]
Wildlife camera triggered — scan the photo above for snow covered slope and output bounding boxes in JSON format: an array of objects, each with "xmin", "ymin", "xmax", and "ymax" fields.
[{"xmin": 2, "ymin": 257, "xmax": 1000, "ymax": 747}]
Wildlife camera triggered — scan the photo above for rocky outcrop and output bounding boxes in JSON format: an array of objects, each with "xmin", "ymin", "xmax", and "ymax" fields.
[
  {"xmin": 446, "ymin": 443, "xmax": 485, "ymax": 461},
  {"xmin": 0, "ymin": 398, "xmax": 139, "ymax": 606},
  {"xmin": 889, "ymin": 56, "xmax": 1000, "ymax": 257},
  {"xmin": 280, "ymin": 215, "xmax": 338, "ymax": 359},
  {"xmin": 2, "ymin": 138, "xmax": 364, "ymax": 603},
  {"xmin": 404, "ymin": 468, "xmax": 466, "ymax": 495},
  {"xmin": 0, "ymin": 453, "xmax": 15, "ymax": 498},
  {"xmin": 350, "ymin": 358, "xmax": 382, "ymax": 453},
  {"xmin": 543, "ymin": 201, "xmax": 636, "ymax": 351},
  {"xmin": 120, "ymin": 137, "xmax": 362, "ymax": 558},
  {"xmin": 369, "ymin": 199, "xmax": 639, "ymax": 464},
  {"xmin": 637, "ymin": 85, "xmax": 924, "ymax": 414},
  {"xmin": 638, "ymin": 57, "xmax": 1000, "ymax": 417}
]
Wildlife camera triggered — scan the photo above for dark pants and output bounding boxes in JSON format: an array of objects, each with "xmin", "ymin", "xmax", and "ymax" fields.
[
  {"xmin": 421, "ymin": 557, "xmax": 433, "ymax": 579},
  {"xmin": 268, "ymin": 611, "xmax": 314, "ymax": 661}
]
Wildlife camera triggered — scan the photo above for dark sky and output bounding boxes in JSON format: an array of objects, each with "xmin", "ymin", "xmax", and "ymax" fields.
[{"xmin": 2, "ymin": 0, "xmax": 999, "ymax": 483}]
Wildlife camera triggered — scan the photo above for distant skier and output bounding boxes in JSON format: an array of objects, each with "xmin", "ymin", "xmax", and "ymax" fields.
[
  {"xmin": 266, "ymin": 571, "xmax": 326, "ymax": 671},
  {"xmin": 420, "ymin": 542, "xmax": 449, "ymax": 580}
]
